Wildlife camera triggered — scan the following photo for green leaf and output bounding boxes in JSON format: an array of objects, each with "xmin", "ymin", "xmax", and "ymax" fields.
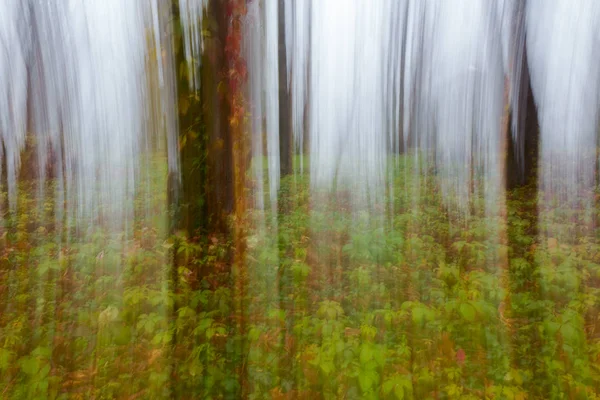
[
  {"xmin": 560, "ymin": 323, "xmax": 578, "ymax": 342},
  {"xmin": 373, "ymin": 345, "xmax": 385, "ymax": 366},
  {"xmin": 383, "ymin": 379, "xmax": 396, "ymax": 394},
  {"xmin": 0, "ymin": 349, "xmax": 11, "ymax": 370},
  {"xmin": 394, "ymin": 385, "xmax": 405, "ymax": 400},
  {"xmin": 360, "ymin": 324, "xmax": 377, "ymax": 340},
  {"xmin": 322, "ymin": 322, "xmax": 333, "ymax": 337},
  {"xmin": 460, "ymin": 302, "xmax": 476, "ymax": 322},
  {"xmin": 19, "ymin": 356, "xmax": 39, "ymax": 376},
  {"xmin": 360, "ymin": 344, "xmax": 373, "ymax": 364},
  {"xmin": 39, "ymin": 364, "xmax": 50, "ymax": 378},
  {"xmin": 358, "ymin": 372, "xmax": 373, "ymax": 392},
  {"xmin": 197, "ymin": 318, "xmax": 213, "ymax": 333},
  {"xmin": 383, "ymin": 376, "xmax": 408, "ymax": 399},
  {"xmin": 320, "ymin": 361, "xmax": 334, "ymax": 375},
  {"xmin": 411, "ymin": 307, "xmax": 424, "ymax": 325},
  {"xmin": 177, "ymin": 306, "xmax": 196, "ymax": 319}
]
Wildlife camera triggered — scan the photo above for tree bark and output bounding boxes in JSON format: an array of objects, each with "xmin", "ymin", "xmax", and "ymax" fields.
[{"xmin": 278, "ymin": 0, "xmax": 292, "ymax": 176}]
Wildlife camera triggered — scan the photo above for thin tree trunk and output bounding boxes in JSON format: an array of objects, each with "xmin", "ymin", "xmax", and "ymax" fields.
[{"xmin": 278, "ymin": 0, "xmax": 292, "ymax": 176}]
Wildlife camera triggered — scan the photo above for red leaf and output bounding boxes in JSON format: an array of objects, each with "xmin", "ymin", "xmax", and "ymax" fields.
[{"xmin": 456, "ymin": 348, "xmax": 466, "ymax": 366}]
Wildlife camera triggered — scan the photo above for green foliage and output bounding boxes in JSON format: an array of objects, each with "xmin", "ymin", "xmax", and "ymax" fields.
[
  {"xmin": 1, "ymin": 156, "xmax": 600, "ymax": 399},
  {"xmin": 237, "ymin": 158, "xmax": 600, "ymax": 399}
]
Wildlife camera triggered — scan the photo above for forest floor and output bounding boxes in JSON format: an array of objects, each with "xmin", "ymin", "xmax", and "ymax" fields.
[{"xmin": 0, "ymin": 157, "xmax": 599, "ymax": 399}]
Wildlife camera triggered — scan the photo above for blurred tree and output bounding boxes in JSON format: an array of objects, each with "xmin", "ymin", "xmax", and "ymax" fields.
[{"xmin": 278, "ymin": 0, "xmax": 292, "ymax": 176}]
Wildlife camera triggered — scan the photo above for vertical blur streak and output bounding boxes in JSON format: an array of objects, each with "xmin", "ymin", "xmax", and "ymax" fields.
[
  {"xmin": 1, "ymin": 0, "xmax": 600, "ymax": 397},
  {"xmin": 239, "ymin": 0, "xmax": 600, "ymax": 395},
  {"xmin": 244, "ymin": 0, "xmax": 513, "ymax": 395},
  {"xmin": 9, "ymin": 0, "xmax": 180, "ymax": 231},
  {"xmin": 287, "ymin": 0, "xmax": 309, "ymax": 175},
  {"xmin": 264, "ymin": 0, "xmax": 508, "ymax": 219},
  {"xmin": 244, "ymin": 0, "xmax": 266, "ymax": 213},
  {"xmin": 179, "ymin": 0, "xmax": 207, "ymax": 91},
  {"xmin": 420, "ymin": 0, "xmax": 504, "ymax": 216},
  {"xmin": 0, "ymin": 0, "xmax": 178, "ymax": 396},
  {"xmin": 527, "ymin": 0, "xmax": 600, "ymax": 226},
  {"xmin": 0, "ymin": 1, "xmax": 29, "ymax": 211},
  {"xmin": 309, "ymin": 0, "xmax": 388, "ymax": 213},
  {"xmin": 498, "ymin": 0, "xmax": 529, "ymax": 179},
  {"xmin": 265, "ymin": 0, "xmax": 281, "ymax": 212},
  {"xmin": 244, "ymin": 0, "xmax": 281, "ymax": 215},
  {"xmin": 527, "ymin": 2, "xmax": 600, "ymax": 390}
]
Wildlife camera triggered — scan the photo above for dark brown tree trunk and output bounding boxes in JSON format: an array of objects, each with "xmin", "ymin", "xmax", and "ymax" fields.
[
  {"xmin": 505, "ymin": 78, "xmax": 539, "ymax": 189},
  {"xmin": 505, "ymin": 32, "xmax": 539, "ymax": 189},
  {"xmin": 502, "ymin": 40, "xmax": 547, "ymax": 397},
  {"xmin": 204, "ymin": 0, "xmax": 234, "ymax": 234},
  {"xmin": 172, "ymin": 2, "xmax": 207, "ymax": 236},
  {"xmin": 175, "ymin": 0, "xmax": 234, "ymax": 236},
  {"xmin": 278, "ymin": 0, "xmax": 292, "ymax": 176}
]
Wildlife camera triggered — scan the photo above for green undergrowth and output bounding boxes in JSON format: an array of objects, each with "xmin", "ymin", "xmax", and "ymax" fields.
[{"xmin": 1, "ymin": 157, "xmax": 600, "ymax": 399}]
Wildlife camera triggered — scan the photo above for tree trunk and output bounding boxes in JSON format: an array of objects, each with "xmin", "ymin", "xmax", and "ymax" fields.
[{"xmin": 278, "ymin": 0, "xmax": 292, "ymax": 176}]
